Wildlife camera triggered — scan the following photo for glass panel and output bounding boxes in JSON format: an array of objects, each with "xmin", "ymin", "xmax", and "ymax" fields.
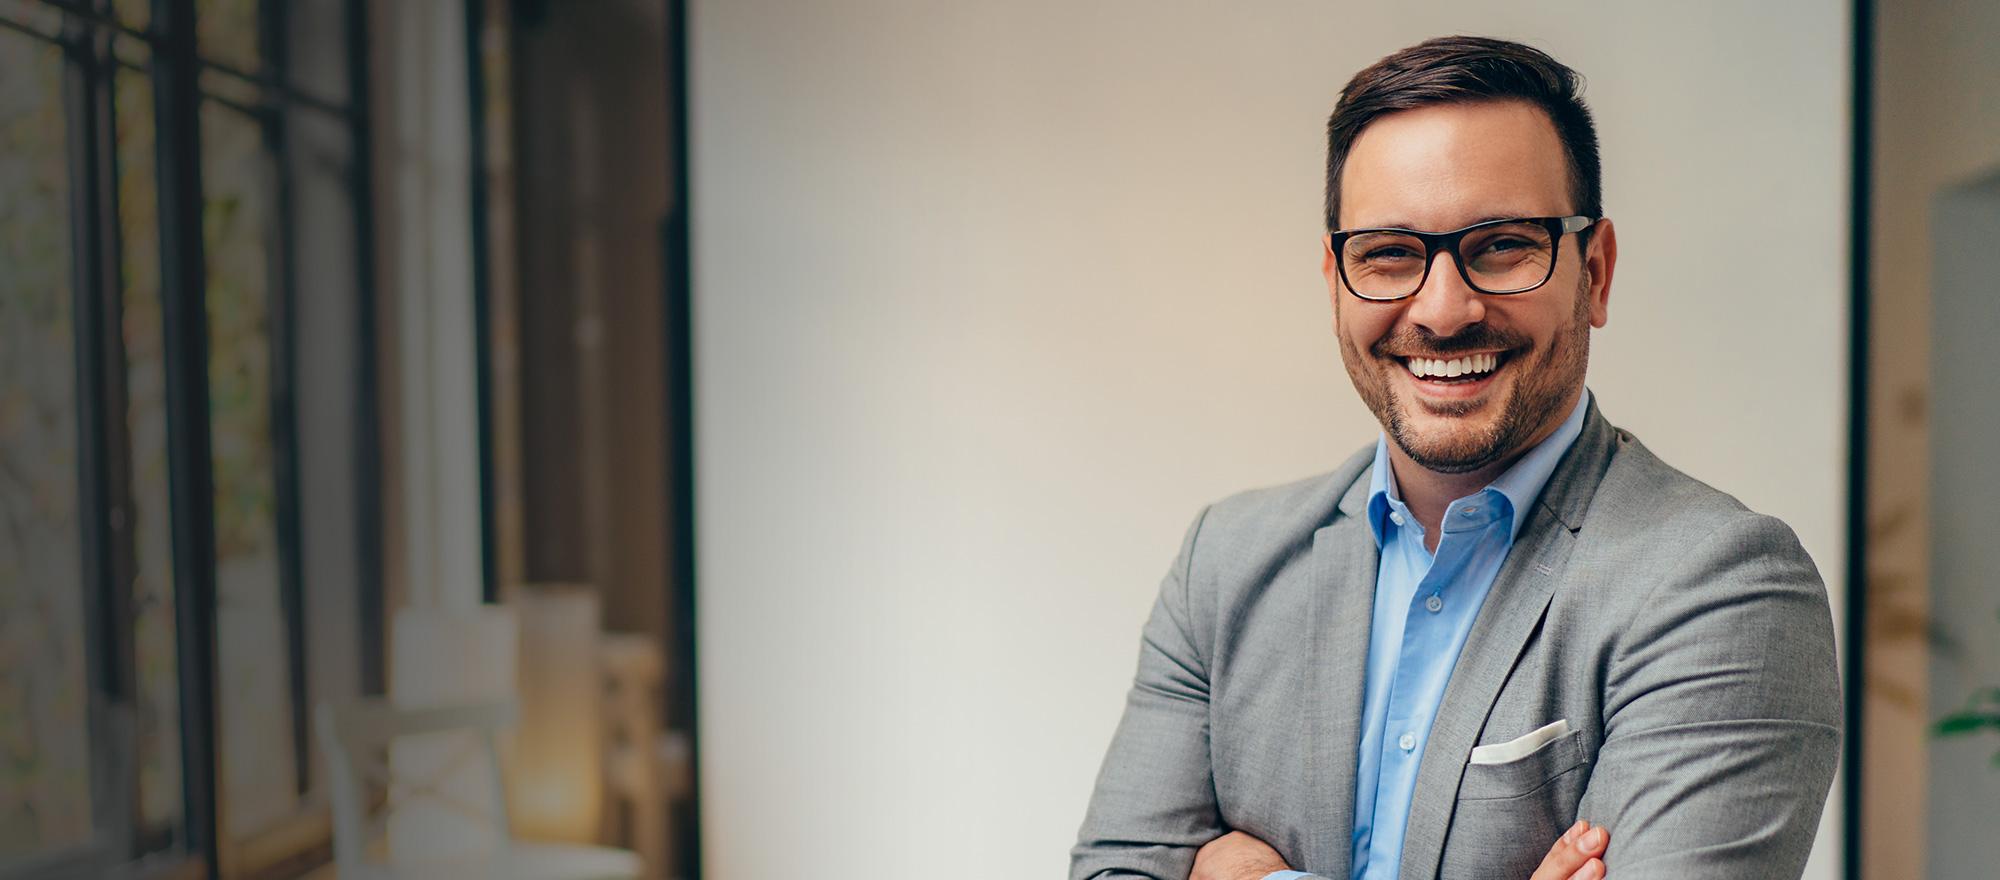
[
  {"xmin": 0, "ymin": 28, "xmax": 91, "ymax": 859},
  {"xmin": 287, "ymin": 0, "xmax": 351, "ymax": 107},
  {"xmin": 0, "ymin": 0, "xmax": 68, "ymax": 39},
  {"xmin": 1866, "ymin": 13, "xmax": 2000, "ymax": 879},
  {"xmin": 200, "ymin": 98, "xmax": 300, "ymax": 836},
  {"xmin": 196, "ymin": 0, "xmax": 261, "ymax": 74},
  {"xmin": 287, "ymin": 104, "xmax": 362, "ymax": 793},
  {"xmin": 113, "ymin": 31, "xmax": 152, "ymax": 73},
  {"xmin": 113, "ymin": 0, "xmax": 150, "ymax": 32},
  {"xmin": 116, "ymin": 66, "xmax": 184, "ymax": 839},
  {"xmin": 197, "ymin": 66, "xmax": 263, "ymax": 114},
  {"xmin": 1922, "ymin": 171, "xmax": 2000, "ymax": 875}
]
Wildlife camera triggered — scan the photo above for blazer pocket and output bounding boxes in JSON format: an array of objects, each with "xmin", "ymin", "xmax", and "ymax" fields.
[
  {"xmin": 1470, "ymin": 719, "xmax": 1571, "ymax": 765},
  {"xmin": 1457, "ymin": 727, "xmax": 1589, "ymax": 801}
]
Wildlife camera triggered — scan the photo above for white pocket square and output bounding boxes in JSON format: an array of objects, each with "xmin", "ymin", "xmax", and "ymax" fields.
[{"xmin": 1469, "ymin": 719, "xmax": 1571, "ymax": 765}]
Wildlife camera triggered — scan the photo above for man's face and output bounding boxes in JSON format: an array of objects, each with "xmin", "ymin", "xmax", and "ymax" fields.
[{"xmin": 1325, "ymin": 99, "xmax": 1615, "ymax": 474}]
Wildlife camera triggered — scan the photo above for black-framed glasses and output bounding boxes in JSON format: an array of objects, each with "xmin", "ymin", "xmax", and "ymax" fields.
[{"xmin": 1327, "ymin": 215, "xmax": 1595, "ymax": 302}]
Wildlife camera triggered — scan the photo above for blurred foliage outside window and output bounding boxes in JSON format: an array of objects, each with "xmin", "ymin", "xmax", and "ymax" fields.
[
  {"xmin": 201, "ymin": 97, "xmax": 298, "ymax": 834},
  {"xmin": 114, "ymin": 62, "xmax": 183, "ymax": 831},
  {"xmin": 0, "ymin": 27, "xmax": 92, "ymax": 858},
  {"xmin": 0, "ymin": 0, "xmax": 371, "ymax": 873}
]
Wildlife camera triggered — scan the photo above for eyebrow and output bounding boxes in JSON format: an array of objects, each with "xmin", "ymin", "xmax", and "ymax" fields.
[{"xmin": 1348, "ymin": 213, "xmax": 1543, "ymax": 232}]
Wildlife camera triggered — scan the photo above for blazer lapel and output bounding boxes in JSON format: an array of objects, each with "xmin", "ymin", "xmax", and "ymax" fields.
[
  {"xmin": 1396, "ymin": 400, "xmax": 1619, "ymax": 880},
  {"xmin": 1304, "ymin": 456, "xmax": 1379, "ymax": 878}
]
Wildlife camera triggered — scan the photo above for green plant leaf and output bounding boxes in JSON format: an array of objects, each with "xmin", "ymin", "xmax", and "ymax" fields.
[{"xmin": 1934, "ymin": 713, "xmax": 2000, "ymax": 736}]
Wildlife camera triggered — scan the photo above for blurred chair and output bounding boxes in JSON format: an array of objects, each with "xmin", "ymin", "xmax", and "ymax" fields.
[
  {"xmin": 315, "ymin": 699, "xmax": 642, "ymax": 880},
  {"xmin": 598, "ymin": 634, "xmax": 695, "ymax": 879},
  {"xmin": 598, "ymin": 634, "xmax": 667, "ymax": 878}
]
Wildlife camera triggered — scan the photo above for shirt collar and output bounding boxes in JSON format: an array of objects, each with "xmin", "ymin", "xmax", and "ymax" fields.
[{"xmin": 1366, "ymin": 388, "xmax": 1592, "ymax": 547}]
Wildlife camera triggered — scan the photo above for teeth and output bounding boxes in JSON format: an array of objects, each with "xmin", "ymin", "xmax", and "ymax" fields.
[{"xmin": 1404, "ymin": 352, "xmax": 1501, "ymax": 379}]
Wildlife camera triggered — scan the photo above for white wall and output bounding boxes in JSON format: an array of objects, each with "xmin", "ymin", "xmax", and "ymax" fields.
[{"xmin": 691, "ymin": 3, "xmax": 1849, "ymax": 877}]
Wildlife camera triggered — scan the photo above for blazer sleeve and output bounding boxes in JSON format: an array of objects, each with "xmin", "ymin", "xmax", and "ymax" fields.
[
  {"xmin": 1577, "ymin": 513, "xmax": 1842, "ymax": 879},
  {"xmin": 1070, "ymin": 507, "xmax": 1229, "ymax": 880}
]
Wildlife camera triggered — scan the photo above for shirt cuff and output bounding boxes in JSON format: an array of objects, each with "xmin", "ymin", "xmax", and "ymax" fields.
[{"xmin": 1261, "ymin": 872, "xmax": 1315, "ymax": 880}]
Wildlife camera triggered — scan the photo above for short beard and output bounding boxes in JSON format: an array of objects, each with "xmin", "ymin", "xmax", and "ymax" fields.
[{"xmin": 1337, "ymin": 278, "xmax": 1592, "ymax": 475}]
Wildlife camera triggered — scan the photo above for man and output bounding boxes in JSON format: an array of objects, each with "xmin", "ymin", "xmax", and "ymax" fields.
[{"xmin": 1070, "ymin": 36, "xmax": 1840, "ymax": 880}]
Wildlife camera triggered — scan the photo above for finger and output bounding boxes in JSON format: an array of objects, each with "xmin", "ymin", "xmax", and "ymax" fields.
[
  {"xmin": 1530, "ymin": 821, "xmax": 1592, "ymax": 880},
  {"xmin": 1551, "ymin": 819, "xmax": 1587, "ymax": 854},
  {"xmin": 1574, "ymin": 823, "xmax": 1608, "ymax": 856},
  {"xmin": 1567, "ymin": 857, "xmax": 1605, "ymax": 880}
]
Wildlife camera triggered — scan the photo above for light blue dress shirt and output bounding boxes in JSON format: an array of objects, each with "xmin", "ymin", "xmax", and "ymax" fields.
[{"xmin": 1264, "ymin": 389, "xmax": 1589, "ymax": 880}]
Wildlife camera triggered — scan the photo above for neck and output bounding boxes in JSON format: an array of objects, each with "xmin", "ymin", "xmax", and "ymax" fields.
[
  {"xmin": 1386, "ymin": 388, "xmax": 1583, "ymax": 548},
  {"xmin": 1387, "ymin": 444, "xmax": 1510, "ymax": 550}
]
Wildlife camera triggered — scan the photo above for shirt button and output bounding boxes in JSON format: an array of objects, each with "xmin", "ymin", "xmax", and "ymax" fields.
[
  {"xmin": 1461, "ymin": 506, "xmax": 1480, "ymax": 515},
  {"xmin": 1425, "ymin": 595, "xmax": 1443, "ymax": 613},
  {"xmin": 1389, "ymin": 511, "xmax": 1405, "ymax": 526},
  {"xmin": 1398, "ymin": 732, "xmax": 1416, "ymax": 751}
]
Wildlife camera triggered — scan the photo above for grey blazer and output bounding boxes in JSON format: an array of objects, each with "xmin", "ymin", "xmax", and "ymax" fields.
[{"xmin": 1071, "ymin": 399, "xmax": 1840, "ymax": 880}]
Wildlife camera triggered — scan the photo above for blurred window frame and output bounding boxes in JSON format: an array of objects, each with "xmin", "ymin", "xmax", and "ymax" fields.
[{"xmin": 0, "ymin": 1, "xmax": 381, "ymax": 878}]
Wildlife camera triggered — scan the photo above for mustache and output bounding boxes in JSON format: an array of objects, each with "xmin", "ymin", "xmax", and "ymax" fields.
[{"xmin": 1371, "ymin": 324, "xmax": 1528, "ymax": 360}]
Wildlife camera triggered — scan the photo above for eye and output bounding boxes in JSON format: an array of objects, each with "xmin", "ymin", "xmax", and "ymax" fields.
[
  {"xmin": 1364, "ymin": 245, "xmax": 1421, "ymax": 261},
  {"xmin": 1480, "ymin": 236, "xmax": 1534, "ymax": 254}
]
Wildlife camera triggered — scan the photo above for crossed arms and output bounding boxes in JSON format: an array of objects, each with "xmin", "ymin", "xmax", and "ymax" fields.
[{"xmin": 1071, "ymin": 510, "xmax": 1841, "ymax": 880}]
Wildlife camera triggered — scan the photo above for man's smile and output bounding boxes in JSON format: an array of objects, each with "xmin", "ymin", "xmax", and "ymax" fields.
[{"xmin": 1390, "ymin": 349, "xmax": 1515, "ymax": 401}]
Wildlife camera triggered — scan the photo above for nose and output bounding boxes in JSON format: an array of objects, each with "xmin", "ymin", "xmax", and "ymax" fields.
[{"xmin": 1403, "ymin": 249, "xmax": 1487, "ymax": 338}]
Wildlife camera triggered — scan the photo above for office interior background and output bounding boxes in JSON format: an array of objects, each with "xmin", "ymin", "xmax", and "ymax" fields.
[{"xmin": 1, "ymin": 0, "xmax": 1995, "ymax": 878}]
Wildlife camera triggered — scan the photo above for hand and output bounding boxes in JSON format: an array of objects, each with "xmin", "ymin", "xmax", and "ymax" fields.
[
  {"xmin": 1191, "ymin": 830, "xmax": 1291, "ymax": 880},
  {"xmin": 1529, "ymin": 819, "xmax": 1609, "ymax": 880}
]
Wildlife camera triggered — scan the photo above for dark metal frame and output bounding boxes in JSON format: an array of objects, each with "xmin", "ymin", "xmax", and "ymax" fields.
[
  {"xmin": 0, "ymin": 0, "xmax": 383, "ymax": 877},
  {"xmin": 1843, "ymin": 1, "xmax": 1872, "ymax": 878},
  {"xmin": 466, "ymin": 0, "xmax": 500, "ymax": 605},
  {"xmin": 12, "ymin": 0, "xmax": 357, "ymax": 119},
  {"xmin": 662, "ymin": 1, "xmax": 701, "ymax": 875},
  {"xmin": 61, "ymin": 1, "xmax": 140, "ymax": 871},
  {"xmin": 254, "ymin": 0, "xmax": 313, "ymax": 802},
  {"xmin": 347, "ymin": 0, "xmax": 385, "ymax": 702},
  {"xmin": 152, "ymin": 0, "xmax": 224, "ymax": 873},
  {"xmin": 1327, "ymin": 214, "xmax": 1596, "ymax": 301}
]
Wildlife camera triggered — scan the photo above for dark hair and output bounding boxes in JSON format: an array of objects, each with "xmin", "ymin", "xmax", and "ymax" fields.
[{"xmin": 1324, "ymin": 36, "xmax": 1601, "ymax": 231}]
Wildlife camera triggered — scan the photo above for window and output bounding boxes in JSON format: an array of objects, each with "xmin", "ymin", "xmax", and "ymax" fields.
[{"xmin": 0, "ymin": 1, "xmax": 378, "ymax": 877}]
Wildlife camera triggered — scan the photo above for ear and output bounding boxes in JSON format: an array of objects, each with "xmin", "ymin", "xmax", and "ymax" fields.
[{"xmin": 1581, "ymin": 218, "xmax": 1617, "ymax": 328}]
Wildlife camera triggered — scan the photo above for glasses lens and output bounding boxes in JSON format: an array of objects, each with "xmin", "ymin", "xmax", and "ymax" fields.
[
  {"xmin": 1341, "ymin": 231, "xmax": 1428, "ymax": 299},
  {"xmin": 1460, "ymin": 221, "xmax": 1556, "ymax": 293}
]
